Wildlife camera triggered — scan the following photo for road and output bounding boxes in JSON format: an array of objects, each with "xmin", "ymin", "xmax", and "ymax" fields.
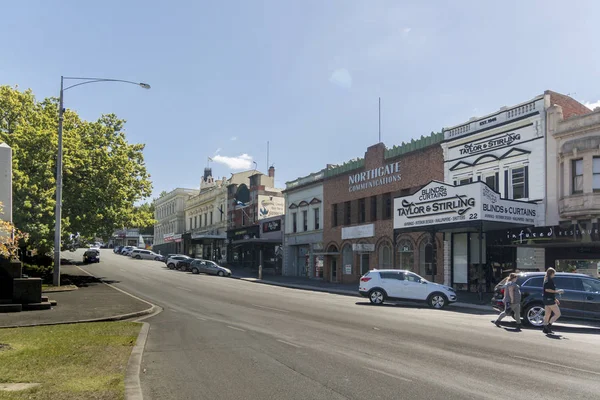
[{"xmin": 76, "ymin": 250, "xmax": 600, "ymax": 400}]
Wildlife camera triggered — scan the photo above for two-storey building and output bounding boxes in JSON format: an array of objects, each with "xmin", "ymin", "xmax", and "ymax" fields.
[
  {"xmin": 282, "ymin": 169, "xmax": 325, "ymax": 278},
  {"xmin": 153, "ymin": 188, "xmax": 199, "ymax": 255}
]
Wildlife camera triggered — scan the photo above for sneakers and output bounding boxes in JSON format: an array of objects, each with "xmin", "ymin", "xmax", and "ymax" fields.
[
  {"xmin": 542, "ymin": 325, "xmax": 553, "ymax": 334},
  {"xmin": 515, "ymin": 324, "xmax": 522, "ymax": 331},
  {"xmin": 492, "ymin": 320, "xmax": 501, "ymax": 327}
]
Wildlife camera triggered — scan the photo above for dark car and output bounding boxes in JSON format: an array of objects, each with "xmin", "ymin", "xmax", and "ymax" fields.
[
  {"xmin": 176, "ymin": 258, "xmax": 194, "ymax": 272},
  {"xmin": 113, "ymin": 246, "xmax": 123, "ymax": 254},
  {"xmin": 492, "ymin": 272, "xmax": 600, "ymax": 327},
  {"xmin": 166, "ymin": 255, "xmax": 190, "ymax": 269}
]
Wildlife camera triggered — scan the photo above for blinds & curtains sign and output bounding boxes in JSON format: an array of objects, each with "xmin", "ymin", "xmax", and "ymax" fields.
[{"xmin": 394, "ymin": 181, "xmax": 541, "ymax": 229}]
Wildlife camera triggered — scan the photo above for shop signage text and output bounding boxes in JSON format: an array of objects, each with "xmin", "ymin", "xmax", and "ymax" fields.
[
  {"xmin": 499, "ymin": 223, "xmax": 600, "ymax": 245},
  {"xmin": 342, "ymin": 224, "xmax": 374, "ymax": 240},
  {"xmin": 262, "ymin": 219, "xmax": 282, "ymax": 233},
  {"xmin": 348, "ymin": 162, "xmax": 401, "ymax": 193},
  {"xmin": 459, "ymin": 132, "xmax": 521, "ymax": 155},
  {"xmin": 352, "ymin": 243, "xmax": 375, "ymax": 252}
]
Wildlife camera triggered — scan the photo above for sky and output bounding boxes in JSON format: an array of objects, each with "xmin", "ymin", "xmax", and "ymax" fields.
[{"xmin": 2, "ymin": 0, "xmax": 600, "ymax": 200}]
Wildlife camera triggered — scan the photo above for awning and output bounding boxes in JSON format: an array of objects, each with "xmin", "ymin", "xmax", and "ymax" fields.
[
  {"xmin": 231, "ymin": 238, "xmax": 282, "ymax": 245},
  {"xmin": 191, "ymin": 234, "xmax": 226, "ymax": 240},
  {"xmin": 312, "ymin": 251, "xmax": 340, "ymax": 256}
]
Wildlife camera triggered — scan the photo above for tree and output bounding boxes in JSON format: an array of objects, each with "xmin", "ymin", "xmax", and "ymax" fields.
[
  {"xmin": 133, "ymin": 201, "xmax": 155, "ymax": 236},
  {"xmin": 0, "ymin": 202, "xmax": 28, "ymax": 260},
  {"xmin": 0, "ymin": 85, "xmax": 153, "ymax": 255}
]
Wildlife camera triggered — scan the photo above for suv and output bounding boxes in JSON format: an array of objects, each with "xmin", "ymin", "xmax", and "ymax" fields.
[
  {"xmin": 359, "ymin": 269, "xmax": 457, "ymax": 309},
  {"xmin": 492, "ymin": 272, "xmax": 600, "ymax": 327},
  {"xmin": 131, "ymin": 249, "xmax": 163, "ymax": 261},
  {"xmin": 166, "ymin": 255, "xmax": 191, "ymax": 270}
]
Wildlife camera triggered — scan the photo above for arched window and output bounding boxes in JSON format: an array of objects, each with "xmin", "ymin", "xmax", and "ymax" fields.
[
  {"xmin": 397, "ymin": 239, "xmax": 414, "ymax": 271},
  {"xmin": 342, "ymin": 244, "xmax": 353, "ymax": 275},
  {"xmin": 419, "ymin": 238, "xmax": 434, "ymax": 277},
  {"xmin": 378, "ymin": 243, "xmax": 392, "ymax": 268}
]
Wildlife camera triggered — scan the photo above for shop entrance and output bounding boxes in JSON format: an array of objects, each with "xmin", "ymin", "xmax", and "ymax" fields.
[
  {"xmin": 331, "ymin": 256, "xmax": 337, "ymax": 281},
  {"xmin": 360, "ymin": 253, "xmax": 370, "ymax": 275}
]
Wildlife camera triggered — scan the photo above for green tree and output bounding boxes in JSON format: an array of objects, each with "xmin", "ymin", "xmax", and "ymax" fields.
[{"xmin": 0, "ymin": 85, "xmax": 153, "ymax": 255}]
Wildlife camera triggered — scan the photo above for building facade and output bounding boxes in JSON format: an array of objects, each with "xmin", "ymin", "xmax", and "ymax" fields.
[
  {"xmin": 226, "ymin": 167, "xmax": 285, "ymax": 272},
  {"xmin": 323, "ymin": 134, "xmax": 445, "ymax": 284},
  {"xmin": 282, "ymin": 169, "xmax": 325, "ymax": 278},
  {"xmin": 421, "ymin": 90, "xmax": 593, "ymax": 291},
  {"xmin": 153, "ymin": 188, "xmax": 199, "ymax": 255}
]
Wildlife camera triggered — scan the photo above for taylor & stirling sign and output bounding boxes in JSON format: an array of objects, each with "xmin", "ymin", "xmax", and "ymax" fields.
[{"xmin": 394, "ymin": 181, "xmax": 542, "ymax": 230}]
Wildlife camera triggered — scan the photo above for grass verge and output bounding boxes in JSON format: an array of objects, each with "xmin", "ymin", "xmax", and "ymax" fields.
[{"xmin": 0, "ymin": 322, "xmax": 141, "ymax": 400}]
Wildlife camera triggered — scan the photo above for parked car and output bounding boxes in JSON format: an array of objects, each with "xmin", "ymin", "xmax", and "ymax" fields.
[
  {"xmin": 113, "ymin": 246, "xmax": 123, "ymax": 254},
  {"xmin": 83, "ymin": 248, "xmax": 100, "ymax": 264},
  {"xmin": 189, "ymin": 260, "xmax": 232, "ymax": 277},
  {"xmin": 164, "ymin": 254, "xmax": 186, "ymax": 266},
  {"xmin": 358, "ymin": 269, "xmax": 457, "ymax": 309},
  {"xmin": 492, "ymin": 272, "xmax": 600, "ymax": 326},
  {"xmin": 122, "ymin": 246, "xmax": 138, "ymax": 256},
  {"xmin": 166, "ymin": 255, "xmax": 191, "ymax": 270},
  {"xmin": 176, "ymin": 258, "xmax": 194, "ymax": 272},
  {"xmin": 131, "ymin": 249, "xmax": 163, "ymax": 261},
  {"xmin": 120, "ymin": 246, "xmax": 133, "ymax": 255}
]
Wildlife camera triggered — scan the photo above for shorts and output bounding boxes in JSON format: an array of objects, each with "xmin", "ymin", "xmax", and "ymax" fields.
[{"xmin": 542, "ymin": 297, "xmax": 556, "ymax": 306}]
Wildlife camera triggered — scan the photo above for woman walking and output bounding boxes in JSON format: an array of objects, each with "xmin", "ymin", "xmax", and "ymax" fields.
[
  {"xmin": 494, "ymin": 273, "xmax": 522, "ymax": 330},
  {"xmin": 542, "ymin": 268, "xmax": 564, "ymax": 334}
]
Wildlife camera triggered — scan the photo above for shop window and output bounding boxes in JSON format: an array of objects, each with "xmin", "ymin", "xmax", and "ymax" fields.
[
  {"xmin": 359, "ymin": 198, "xmax": 366, "ymax": 223},
  {"xmin": 378, "ymin": 244, "xmax": 392, "ymax": 269},
  {"xmin": 370, "ymin": 195, "xmax": 377, "ymax": 221},
  {"xmin": 302, "ymin": 210, "xmax": 308, "ymax": 231},
  {"xmin": 397, "ymin": 239, "xmax": 414, "ymax": 271},
  {"xmin": 419, "ymin": 239, "xmax": 434, "ymax": 277},
  {"xmin": 594, "ymin": 157, "xmax": 600, "ymax": 192},
  {"xmin": 332, "ymin": 204, "xmax": 338, "ymax": 227},
  {"xmin": 572, "ymin": 159, "xmax": 584, "ymax": 194},
  {"xmin": 314, "ymin": 208, "xmax": 320, "ymax": 230},
  {"xmin": 344, "ymin": 201, "xmax": 351, "ymax": 225},
  {"xmin": 292, "ymin": 212, "xmax": 297, "ymax": 233},
  {"xmin": 342, "ymin": 244, "xmax": 353, "ymax": 275}
]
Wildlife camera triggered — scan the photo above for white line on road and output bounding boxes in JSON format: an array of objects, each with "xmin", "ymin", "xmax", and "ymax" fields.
[
  {"xmin": 251, "ymin": 304, "xmax": 289, "ymax": 313},
  {"xmin": 277, "ymin": 339, "xmax": 302, "ymax": 348},
  {"xmin": 175, "ymin": 286, "xmax": 192, "ymax": 292},
  {"xmin": 119, "ymin": 269, "xmax": 126, "ymax": 272},
  {"xmin": 513, "ymin": 356, "xmax": 600, "ymax": 376},
  {"xmin": 196, "ymin": 316, "xmax": 207, "ymax": 321},
  {"xmin": 226, "ymin": 325, "xmax": 246, "ymax": 332},
  {"xmin": 365, "ymin": 367, "xmax": 413, "ymax": 382}
]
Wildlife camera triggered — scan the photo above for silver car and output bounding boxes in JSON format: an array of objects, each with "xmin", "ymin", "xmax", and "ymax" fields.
[
  {"xmin": 189, "ymin": 260, "xmax": 231, "ymax": 277},
  {"xmin": 131, "ymin": 249, "xmax": 162, "ymax": 261}
]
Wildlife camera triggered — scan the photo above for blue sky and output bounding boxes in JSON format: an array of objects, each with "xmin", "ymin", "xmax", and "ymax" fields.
[{"xmin": 2, "ymin": 0, "xmax": 599, "ymax": 199}]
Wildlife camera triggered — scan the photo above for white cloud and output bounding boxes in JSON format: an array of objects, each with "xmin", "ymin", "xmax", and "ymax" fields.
[
  {"xmin": 403, "ymin": 27, "xmax": 412, "ymax": 34},
  {"xmin": 212, "ymin": 154, "xmax": 253, "ymax": 170},
  {"xmin": 214, "ymin": 147, "xmax": 222, "ymax": 155},
  {"xmin": 230, "ymin": 136, "xmax": 237, "ymax": 141},
  {"xmin": 583, "ymin": 100, "xmax": 600, "ymax": 110},
  {"xmin": 329, "ymin": 68, "xmax": 352, "ymax": 89}
]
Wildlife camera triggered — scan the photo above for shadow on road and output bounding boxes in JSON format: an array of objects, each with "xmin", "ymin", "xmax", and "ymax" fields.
[
  {"xmin": 354, "ymin": 301, "xmax": 492, "ymax": 316},
  {"xmin": 61, "ymin": 274, "xmax": 121, "ymax": 287}
]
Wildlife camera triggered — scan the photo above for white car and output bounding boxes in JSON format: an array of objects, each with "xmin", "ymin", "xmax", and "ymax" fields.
[
  {"xmin": 131, "ymin": 249, "xmax": 163, "ymax": 261},
  {"xmin": 166, "ymin": 255, "xmax": 191, "ymax": 270},
  {"xmin": 122, "ymin": 246, "xmax": 138, "ymax": 256},
  {"xmin": 359, "ymin": 269, "xmax": 457, "ymax": 309}
]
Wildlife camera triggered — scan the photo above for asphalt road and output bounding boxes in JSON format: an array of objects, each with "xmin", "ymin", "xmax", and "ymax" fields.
[{"xmin": 75, "ymin": 249, "xmax": 600, "ymax": 400}]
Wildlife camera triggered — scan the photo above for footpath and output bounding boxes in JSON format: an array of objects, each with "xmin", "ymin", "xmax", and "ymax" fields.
[
  {"xmin": 228, "ymin": 267, "xmax": 494, "ymax": 312},
  {"xmin": 0, "ymin": 264, "xmax": 155, "ymax": 328}
]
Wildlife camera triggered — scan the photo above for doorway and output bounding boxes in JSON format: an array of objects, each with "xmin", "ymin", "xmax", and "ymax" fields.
[
  {"xmin": 331, "ymin": 257, "xmax": 337, "ymax": 282},
  {"xmin": 360, "ymin": 253, "xmax": 370, "ymax": 275}
]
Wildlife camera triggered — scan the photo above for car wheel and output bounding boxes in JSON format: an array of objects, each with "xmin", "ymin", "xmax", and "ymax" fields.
[
  {"xmin": 135, "ymin": 255, "xmax": 141, "ymax": 259},
  {"xmin": 369, "ymin": 289, "xmax": 385, "ymax": 305},
  {"xmin": 167, "ymin": 263, "xmax": 175, "ymax": 269},
  {"xmin": 427, "ymin": 293, "xmax": 448, "ymax": 309},
  {"xmin": 192, "ymin": 267, "xmax": 199, "ymax": 274},
  {"xmin": 218, "ymin": 271, "xmax": 225, "ymax": 277},
  {"xmin": 524, "ymin": 303, "xmax": 545, "ymax": 327},
  {"xmin": 154, "ymin": 257, "xmax": 160, "ymax": 261}
]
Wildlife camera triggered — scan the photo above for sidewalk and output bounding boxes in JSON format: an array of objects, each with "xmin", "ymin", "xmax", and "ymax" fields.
[
  {"xmin": 0, "ymin": 265, "xmax": 155, "ymax": 328},
  {"xmin": 229, "ymin": 267, "xmax": 494, "ymax": 312}
]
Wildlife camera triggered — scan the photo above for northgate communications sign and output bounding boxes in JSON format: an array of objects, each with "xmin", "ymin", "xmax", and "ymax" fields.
[
  {"xmin": 394, "ymin": 181, "xmax": 541, "ymax": 229},
  {"xmin": 348, "ymin": 162, "xmax": 401, "ymax": 193}
]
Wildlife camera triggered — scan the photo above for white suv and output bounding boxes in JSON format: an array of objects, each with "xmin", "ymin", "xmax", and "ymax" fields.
[{"xmin": 359, "ymin": 269, "xmax": 457, "ymax": 309}]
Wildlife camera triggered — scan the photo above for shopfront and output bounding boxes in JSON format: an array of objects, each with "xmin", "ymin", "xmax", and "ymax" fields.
[
  {"xmin": 394, "ymin": 180, "xmax": 544, "ymax": 291},
  {"xmin": 185, "ymin": 229, "xmax": 226, "ymax": 263}
]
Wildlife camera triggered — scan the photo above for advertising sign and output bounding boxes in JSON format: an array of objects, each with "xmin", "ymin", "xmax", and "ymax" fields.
[
  {"xmin": 342, "ymin": 224, "xmax": 374, "ymax": 240},
  {"xmin": 348, "ymin": 161, "xmax": 401, "ymax": 193},
  {"xmin": 344, "ymin": 264, "xmax": 352, "ymax": 275},
  {"xmin": 352, "ymin": 243, "xmax": 375, "ymax": 252},
  {"xmin": 258, "ymin": 195, "xmax": 285, "ymax": 220},
  {"xmin": 394, "ymin": 181, "xmax": 541, "ymax": 230}
]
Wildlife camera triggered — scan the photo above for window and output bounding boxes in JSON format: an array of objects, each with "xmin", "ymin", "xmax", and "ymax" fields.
[
  {"xmin": 522, "ymin": 277, "xmax": 543, "ymax": 288},
  {"xmin": 484, "ymin": 173, "xmax": 498, "ymax": 191},
  {"xmin": 511, "ymin": 167, "xmax": 526, "ymax": 199},
  {"xmin": 194, "ymin": 216, "xmax": 198, "ymax": 229},
  {"xmin": 572, "ymin": 159, "xmax": 583, "ymax": 194},
  {"xmin": 458, "ymin": 178, "xmax": 472, "ymax": 186},
  {"xmin": 582, "ymin": 279, "xmax": 600, "ymax": 293},
  {"xmin": 314, "ymin": 208, "xmax": 320, "ymax": 230},
  {"xmin": 405, "ymin": 273, "xmax": 423, "ymax": 283},
  {"xmin": 302, "ymin": 210, "xmax": 308, "ymax": 231},
  {"xmin": 189, "ymin": 217, "xmax": 192, "ymax": 230},
  {"xmin": 210, "ymin": 211, "xmax": 213, "ymax": 225},
  {"xmin": 204, "ymin": 213, "xmax": 208, "ymax": 226},
  {"xmin": 380, "ymin": 271, "xmax": 404, "ymax": 280},
  {"xmin": 383, "ymin": 193, "xmax": 392, "ymax": 219},
  {"xmin": 359, "ymin": 198, "xmax": 366, "ymax": 223},
  {"xmin": 292, "ymin": 212, "xmax": 297, "ymax": 233},
  {"xmin": 397, "ymin": 239, "xmax": 414, "ymax": 271},
  {"xmin": 594, "ymin": 157, "xmax": 600, "ymax": 192},
  {"xmin": 378, "ymin": 244, "xmax": 392, "ymax": 268},
  {"xmin": 370, "ymin": 195, "xmax": 377, "ymax": 221},
  {"xmin": 554, "ymin": 277, "xmax": 583, "ymax": 291},
  {"xmin": 332, "ymin": 204, "xmax": 338, "ymax": 227},
  {"xmin": 344, "ymin": 201, "xmax": 351, "ymax": 225}
]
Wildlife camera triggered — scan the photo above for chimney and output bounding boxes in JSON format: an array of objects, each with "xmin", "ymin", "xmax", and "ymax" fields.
[
  {"xmin": 268, "ymin": 166, "xmax": 275, "ymax": 178},
  {"xmin": 203, "ymin": 167, "xmax": 212, "ymax": 182}
]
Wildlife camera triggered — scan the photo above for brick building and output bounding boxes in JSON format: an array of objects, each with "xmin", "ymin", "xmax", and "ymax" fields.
[{"xmin": 322, "ymin": 133, "xmax": 445, "ymax": 284}]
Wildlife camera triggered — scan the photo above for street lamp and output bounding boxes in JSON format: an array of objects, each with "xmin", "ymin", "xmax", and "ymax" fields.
[{"xmin": 53, "ymin": 76, "xmax": 150, "ymax": 286}]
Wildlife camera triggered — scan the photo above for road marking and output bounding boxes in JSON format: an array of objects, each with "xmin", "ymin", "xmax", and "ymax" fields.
[
  {"xmin": 277, "ymin": 339, "xmax": 302, "ymax": 348},
  {"xmin": 170, "ymin": 309, "xmax": 179, "ymax": 313},
  {"xmin": 175, "ymin": 286, "xmax": 192, "ymax": 292},
  {"xmin": 373, "ymin": 327, "xmax": 380, "ymax": 330},
  {"xmin": 120, "ymin": 269, "xmax": 126, "ymax": 272},
  {"xmin": 196, "ymin": 316, "xmax": 207, "ymax": 321},
  {"xmin": 226, "ymin": 325, "xmax": 246, "ymax": 332},
  {"xmin": 251, "ymin": 304, "xmax": 289, "ymax": 313},
  {"xmin": 513, "ymin": 356, "xmax": 600, "ymax": 376},
  {"xmin": 365, "ymin": 367, "xmax": 413, "ymax": 382}
]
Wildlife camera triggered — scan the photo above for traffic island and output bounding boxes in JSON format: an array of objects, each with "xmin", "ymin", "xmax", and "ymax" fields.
[{"xmin": 0, "ymin": 322, "xmax": 141, "ymax": 400}]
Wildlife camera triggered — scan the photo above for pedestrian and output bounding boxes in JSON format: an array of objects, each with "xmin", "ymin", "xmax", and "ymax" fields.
[
  {"xmin": 494, "ymin": 273, "xmax": 522, "ymax": 330},
  {"xmin": 542, "ymin": 267, "xmax": 564, "ymax": 334}
]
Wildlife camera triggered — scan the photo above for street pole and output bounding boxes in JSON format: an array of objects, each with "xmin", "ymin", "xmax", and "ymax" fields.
[{"xmin": 53, "ymin": 76, "xmax": 64, "ymax": 286}]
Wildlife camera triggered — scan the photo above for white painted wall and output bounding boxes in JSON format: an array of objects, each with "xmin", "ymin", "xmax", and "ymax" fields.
[{"xmin": 284, "ymin": 183, "xmax": 324, "ymax": 234}]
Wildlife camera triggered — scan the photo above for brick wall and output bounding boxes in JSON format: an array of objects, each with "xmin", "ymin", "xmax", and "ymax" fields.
[
  {"xmin": 322, "ymin": 142, "xmax": 445, "ymax": 283},
  {"xmin": 547, "ymin": 90, "xmax": 591, "ymax": 120}
]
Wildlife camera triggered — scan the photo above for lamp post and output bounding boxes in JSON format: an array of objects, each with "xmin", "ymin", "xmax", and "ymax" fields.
[{"xmin": 53, "ymin": 76, "xmax": 150, "ymax": 286}]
